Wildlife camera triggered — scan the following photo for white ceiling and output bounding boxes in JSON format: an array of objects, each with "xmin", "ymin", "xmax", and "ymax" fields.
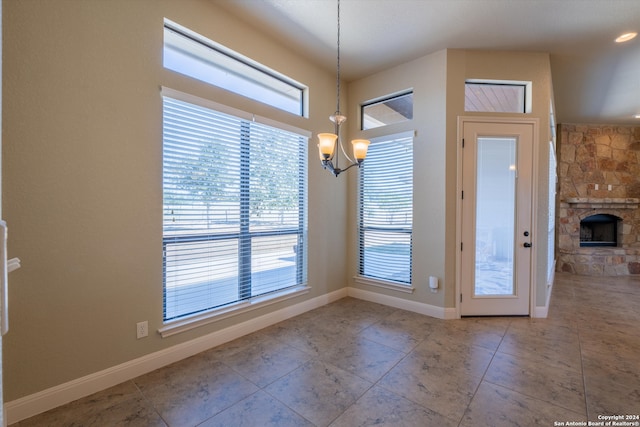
[{"xmin": 214, "ymin": 0, "xmax": 640, "ymax": 125}]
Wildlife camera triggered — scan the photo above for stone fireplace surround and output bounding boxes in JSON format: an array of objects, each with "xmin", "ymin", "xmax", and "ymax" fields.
[{"xmin": 557, "ymin": 124, "xmax": 640, "ymax": 275}]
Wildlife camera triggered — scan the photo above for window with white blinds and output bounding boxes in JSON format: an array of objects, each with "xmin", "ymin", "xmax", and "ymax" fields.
[
  {"xmin": 358, "ymin": 132, "xmax": 413, "ymax": 284},
  {"xmin": 162, "ymin": 94, "xmax": 308, "ymax": 321}
]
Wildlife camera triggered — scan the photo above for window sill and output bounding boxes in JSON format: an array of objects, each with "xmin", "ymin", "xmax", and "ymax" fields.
[
  {"xmin": 158, "ymin": 285, "xmax": 311, "ymax": 338},
  {"xmin": 353, "ymin": 276, "xmax": 415, "ymax": 294}
]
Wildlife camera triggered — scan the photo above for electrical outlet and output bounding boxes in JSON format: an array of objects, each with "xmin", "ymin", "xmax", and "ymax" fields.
[{"xmin": 136, "ymin": 321, "xmax": 148, "ymax": 339}]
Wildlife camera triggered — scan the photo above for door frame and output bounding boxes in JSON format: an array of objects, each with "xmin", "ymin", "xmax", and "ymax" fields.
[
  {"xmin": 455, "ymin": 116, "xmax": 539, "ymax": 318},
  {"xmin": 1, "ymin": 0, "xmax": 5, "ymax": 424}
]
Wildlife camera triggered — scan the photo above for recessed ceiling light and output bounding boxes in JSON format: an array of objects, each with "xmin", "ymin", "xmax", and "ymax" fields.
[
  {"xmin": 615, "ymin": 32, "xmax": 637, "ymax": 43},
  {"xmin": 635, "ymin": 114, "xmax": 640, "ymax": 119}
]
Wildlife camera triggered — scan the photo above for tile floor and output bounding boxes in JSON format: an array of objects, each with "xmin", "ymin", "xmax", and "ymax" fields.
[{"xmin": 12, "ymin": 272, "xmax": 640, "ymax": 426}]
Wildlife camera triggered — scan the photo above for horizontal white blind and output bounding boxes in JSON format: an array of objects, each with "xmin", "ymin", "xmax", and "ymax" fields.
[
  {"xmin": 359, "ymin": 133, "xmax": 413, "ymax": 284},
  {"xmin": 163, "ymin": 96, "xmax": 307, "ymax": 321}
]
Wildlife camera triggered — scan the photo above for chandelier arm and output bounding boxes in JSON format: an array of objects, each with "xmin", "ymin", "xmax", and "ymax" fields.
[
  {"xmin": 322, "ymin": 157, "xmax": 362, "ymax": 177},
  {"xmin": 338, "ymin": 161, "xmax": 362, "ymax": 173},
  {"xmin": 339, "ymin": 137, "xmax": 355, "ymax": 164}
]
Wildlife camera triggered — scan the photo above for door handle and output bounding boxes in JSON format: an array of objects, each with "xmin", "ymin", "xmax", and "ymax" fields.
[{"xmin": 523, "ymin": 242, "xmax": 532, "ymax": 248}]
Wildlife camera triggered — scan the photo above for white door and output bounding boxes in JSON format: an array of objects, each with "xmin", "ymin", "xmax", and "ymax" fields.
[{"xmin": 460, "ymin": 120, "xmax": 535, "ymax": 316}]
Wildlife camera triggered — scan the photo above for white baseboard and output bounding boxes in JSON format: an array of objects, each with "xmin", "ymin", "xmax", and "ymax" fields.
[
  {"xmin": 532, "ymin": 265, "xmax": 556, "ymax": 318},
  {"xmin": 347, "ymin": 287, "xmax": 457, "ymax": 319},
  {"xmin": 5, "ymin": 288, "xmax": 347, "ymax": 424},
  {"xmin": 533, "ymin": 305, "xmax": 549, "ymax": 318}
]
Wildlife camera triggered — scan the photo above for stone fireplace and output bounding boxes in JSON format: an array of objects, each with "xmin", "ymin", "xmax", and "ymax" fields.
[{"xmin": 557, "ymin": 124, "xmax": 640, "ymax": 275}]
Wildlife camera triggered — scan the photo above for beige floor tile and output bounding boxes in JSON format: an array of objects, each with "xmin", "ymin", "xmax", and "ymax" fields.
[
  {"xmin": 436, "ymin": 317, "xmax": 510, "ymax": 351},
  {"xmin": 542, "ymin": 304, "xmax": 580, "ymax": 330},
  {"xmin": 410, "ymin": 333, "xmax": 496, "ymax": 378},
  {"xmin": 582, "ymin": 351, "xmax": 640, "ymax": 390},
  {"xmin": 200, "ymin": 390, "xmax": 314, "ymax": 427},
  {"xmin": 579, "ymin": 328, "xmax": 640, "ymax": 364},
  {"xmin": 498, "ymin": 320, "xmax": 582, "ymax": 372},
  {"xmin": 576, "ymin": 305, "xmax": 640, "ymax": 329},
  {"xmin": 378, "ymin": 350, "xmax": 483, "ymax": 420},
  {"xmin": 485, "ymin": 351, "xmax": 586, "ymax": 414},
  {"xmin": 205, "ymin": 328, "xmax": 277, "ymax": 359},
  {"xmin": 133, "ymin": 355, "xmax": 258, "ymax": 426},
  {"xmin": 358, "ymin": 309, "xmax": 440, "ymax": 352},
  {"xmin": 320, "ymin": 335, "xmax": 406, "ymax": 382},
  {"xmin": 13, "ymin": 381, "xmax": 166, "ymax": 427},
  {"xmin": 314, "ymin": 297, "xmax": 398, "ymax": 332},
  {"xmin": 278, "ymin": 297, "xmax": 396, "ymax": 335},
  {"xmin": 584, "ymin": 371, "xmax": 640, "ymax": 418},
  {"xmin": 262, "ymin": 317, "xmax": 359, "ymax": 358},
  {"xmin": 330, "ymin": 385, "xmax": 457, "ymax": 427},
  {"xmin": 460, "ymin": 382, "xmax": 586, "ymax": 427},
  {"xmin": 215, "ymin": 333, "xmax": 311, "ymax": 387},
  {"xmin": 265, "ymin": 359, "xmax": 371, "ymax": 427}
]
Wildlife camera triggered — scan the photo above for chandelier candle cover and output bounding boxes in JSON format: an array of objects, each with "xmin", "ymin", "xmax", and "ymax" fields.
[{"xmin": 317, "ymin": 0, "xmax": 370, "ymax": 176}]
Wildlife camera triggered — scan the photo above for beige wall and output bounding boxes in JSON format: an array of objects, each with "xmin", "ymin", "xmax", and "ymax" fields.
[
  {"xmin": 347, "ymin": 51, "xmax": 450, "ymax": 307},
  {"xmin": 2, "ymin": 0, "xmax": 348, "ymax": 401},
  {"xmin": 3, "ymin": 0, "xmax": 555, "ymax": 404},
  {"xmin": 348, "ymin": 49, "xmax": 553, "ymax": 310}
]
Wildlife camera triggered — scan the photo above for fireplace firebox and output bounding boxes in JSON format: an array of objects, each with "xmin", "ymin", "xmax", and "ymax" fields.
[{"xmin": 580, "ymin": 214, "xmax": 619, "ymax": 247}]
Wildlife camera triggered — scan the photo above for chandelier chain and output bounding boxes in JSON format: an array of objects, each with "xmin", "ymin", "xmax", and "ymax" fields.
[{"xmin": 335, "ymin": 0, "xmax": 341, "ymax": 114}]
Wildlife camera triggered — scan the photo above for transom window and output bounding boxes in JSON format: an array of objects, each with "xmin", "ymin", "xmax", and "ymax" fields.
[
  {"xmin": 163, "ymin": 20, "xmax": 306, "ymax": 117},
  {"xmin": 464, "ymin": 80, "xmax": 531, "ymax": 113},
  {"xmin": 358, "ymin": 132, "xmax": 413, "ymax": 284},
  {"xmin": 362, "ymin": 91, "xmax": 413, "ymax": 130},
  {"xmin": 162, "ymin": 90, "xmax": 308, "ymax": 321}
]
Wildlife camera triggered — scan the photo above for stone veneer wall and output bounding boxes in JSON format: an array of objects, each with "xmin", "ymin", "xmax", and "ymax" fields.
[{"xmin": 557, "ymin": 124, "xmax": 640, "ymax": 275}]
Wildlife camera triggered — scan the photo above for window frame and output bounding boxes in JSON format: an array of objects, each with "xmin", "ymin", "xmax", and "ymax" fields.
[{"xmin": 159, "ymin": 88, "xmax": 309, "ymax": 336}]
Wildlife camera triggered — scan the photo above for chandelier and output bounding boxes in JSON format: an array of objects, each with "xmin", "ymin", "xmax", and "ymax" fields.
[{"xmin": 317, "ymin": 0, "xmax": 370, "ymax": 177}]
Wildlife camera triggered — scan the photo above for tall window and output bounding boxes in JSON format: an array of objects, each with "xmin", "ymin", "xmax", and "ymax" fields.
[
  {"xmin": 162, "ymin": 92, "xmax": 308, "ymax": 321},
  {"xmin": 358, "ymin": 132, "xmax": 413, "ymax": 284}
]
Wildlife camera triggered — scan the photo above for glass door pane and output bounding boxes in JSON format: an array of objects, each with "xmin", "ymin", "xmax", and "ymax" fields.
[{"xmin": 474, "ymin": 137, "xmax": 517, "ymax": 296}]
